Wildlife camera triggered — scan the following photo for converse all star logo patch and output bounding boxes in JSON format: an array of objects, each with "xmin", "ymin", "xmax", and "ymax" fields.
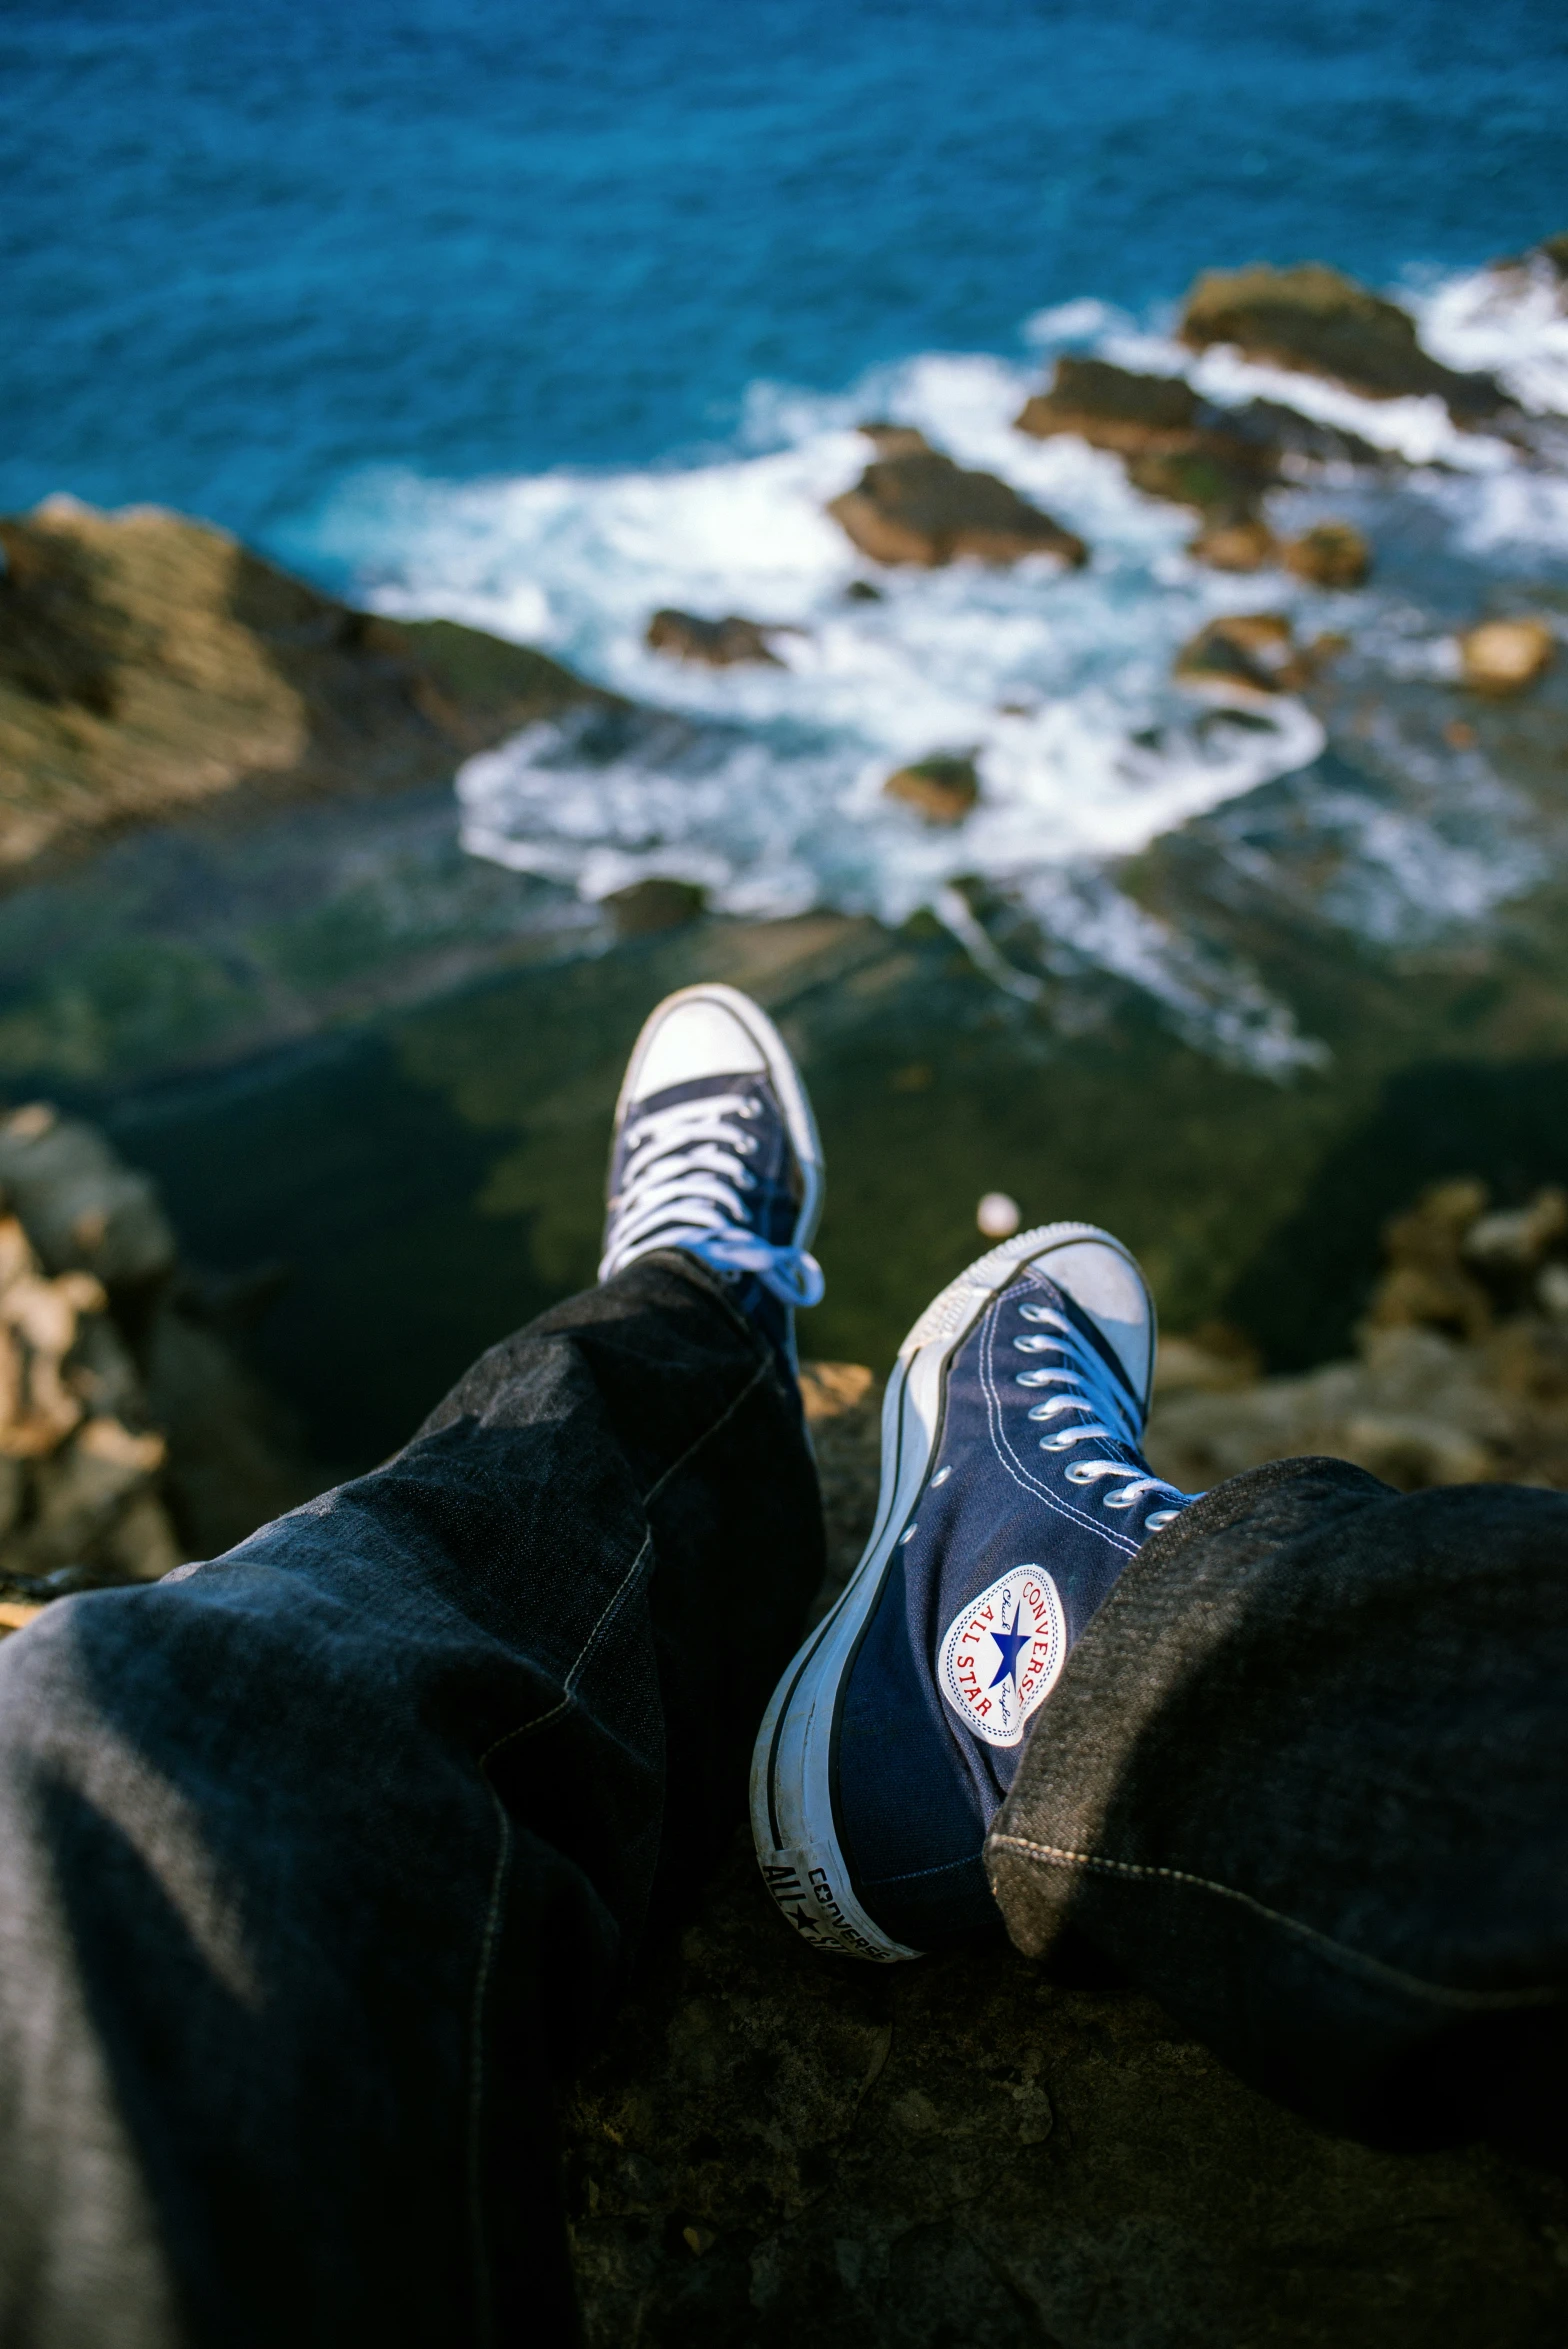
[{"xmin": 938, "ymin": 1566, "xmax": 1066, "ymax": 1748}]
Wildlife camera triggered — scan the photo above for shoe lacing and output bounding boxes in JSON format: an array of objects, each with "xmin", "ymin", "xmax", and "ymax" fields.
[
  {"xmin": 599, "ymin": 1091, "xmax": 825, "ymax": 1308},
  {"xmin": 1012, "ymin": 1300, "xmax": 1188, "ymax": 1531}
]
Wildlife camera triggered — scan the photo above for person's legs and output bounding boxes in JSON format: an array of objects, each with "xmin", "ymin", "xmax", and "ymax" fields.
[
  {"xmin": 0, "ymin": 986, "xmax": 827, "ymax": 2348},
  {"xmin": 986, "ymin": 1457, "xmax": 1568, "ymax": 2147}
]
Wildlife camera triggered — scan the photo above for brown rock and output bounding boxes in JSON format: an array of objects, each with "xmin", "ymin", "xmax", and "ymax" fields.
[
  {"xmin": 0, "ymin": 1103, "xmax": 176, "ymax": 1292},
  {"xmin": 1014, "ymin": 358, "xmax": 1202, "ymax": 454},
  {"xmin": 1124, "ymin": 447, "xmax": 1268, "ymax": 527},
  {"xmin": 1368, "ymin": 1181, "xmax": 1496, "ymax": 1346},
  {"xmin": 881, "ymin": 755, "xmax": 980, "ymax": 825},
  {"xmin": 0, "ymin": 1189, "xmax": 185, "ymax": 1585},
  {"xmin": 1534, "ymin": 231, "xmax": 1568, "ymax": 278},
  {"xmin": 1464, "ymin": 1188, "xmax": 1568, "ymax": 1273},
  {"xmin": 1458, "ymin": 617, "xmax": 1555, "ymax": 696},
  {"xmin": 828, "ymin": 453, "xmax": 1087, "ymax": 569},
  {"xmin": 854, "ymin": 422, "xmax": 933, "ymax": 459},
  {"xmin": 645, "ymin": 609, "xmax": 785, "ymax": 667},
  {"xmin": 1189, "ymin": 517, "xmax": 1280, "ymax": 572},
  {"xmin": 0, "ymin": 499, "xmax": 606, "ymax": 872},
  {"xmin": 1153, "ymin": 1324, "xmax": 1262, "ymax": 1394},
  {"xmin": 1148, "ymin": 1172, "xmax": 1568, "ymax": 1498},
  {"xmin": 1178, "ymin": 262, "xmax": 1510, "ymax": 422},
  {"xmin": 1491, "ymin": 230, "xmax": 1568, "ymax": 291},
  {"xmin": 1281, "ymin": 520, "xmax": 1371, "ymax": 589},
  {"xmin": 1173, "ymin": 612, "xmax": 1311, "ymax": 700},
  {"xmin": 602, "ymin": 877, "xmax": 708, "ymax": 939},
  {"xmin": 1019, "ymin": 362, "xmax": 1389, "ymax": 574}
]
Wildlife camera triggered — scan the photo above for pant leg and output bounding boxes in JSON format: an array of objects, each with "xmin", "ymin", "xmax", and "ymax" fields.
[
  {"xmin": 986, "ymin": 1457, "xmax": 1568, "ymax": 2146},
  {"xmin": 0, "ymin": 1251, "xmax": 822, "ymax": 2349}
]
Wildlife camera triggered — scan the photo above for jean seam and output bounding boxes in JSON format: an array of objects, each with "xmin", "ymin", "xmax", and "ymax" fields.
[
  {"xmin": 641, "ymin": 1352, "xmax": 772, "ymax": 1509},
  {"xmin": 464, "ymin": 1521, "xmax": 657, "ymax": 2342},
  {"xmin": 986, "ymin": 1832, "xmax": 1567, "ymax": 2012}
]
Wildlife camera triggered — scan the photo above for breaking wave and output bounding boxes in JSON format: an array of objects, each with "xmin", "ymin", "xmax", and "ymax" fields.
[{"xmin": 304, "ymin": 253, "xmax": 1568, "ymax": 1063}]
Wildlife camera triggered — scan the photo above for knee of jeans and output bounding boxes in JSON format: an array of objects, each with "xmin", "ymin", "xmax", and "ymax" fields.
[{"xmin": 0, "ymin": 1593, "xmax": 139, "ymax": 1768}]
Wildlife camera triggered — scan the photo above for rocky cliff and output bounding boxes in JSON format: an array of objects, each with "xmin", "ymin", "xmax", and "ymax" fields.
[{"xmin": 0, "ymin": 496, "xmax": 604, "ymax": 870}]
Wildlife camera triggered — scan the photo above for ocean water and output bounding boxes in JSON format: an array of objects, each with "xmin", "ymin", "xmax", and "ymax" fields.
[{"xmin": 6, "ymin": 0, "xmax": 1568, "ymax": 1052}]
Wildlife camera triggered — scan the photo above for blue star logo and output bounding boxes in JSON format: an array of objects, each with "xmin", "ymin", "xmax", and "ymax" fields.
[{"xmin": 988, "ymin": 1600, "xmax": 1030, "ymax": 1690}]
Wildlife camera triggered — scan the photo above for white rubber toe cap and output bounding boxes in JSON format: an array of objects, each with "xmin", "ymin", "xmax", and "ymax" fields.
[{"xmin": 630, "ymin": 991, "xmax": 770, "ymax": 1098}]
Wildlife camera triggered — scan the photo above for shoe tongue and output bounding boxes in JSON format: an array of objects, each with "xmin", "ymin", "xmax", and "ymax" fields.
[{"xmin": 1027, "ymin": 1273, "xmax": 1143, "ymax": 1416}]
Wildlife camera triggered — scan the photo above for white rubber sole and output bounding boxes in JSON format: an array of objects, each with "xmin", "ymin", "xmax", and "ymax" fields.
[
  {"xmin": 608, "ymin": 982, "xmax": 824, "ymax": 1254},
  {"xmin": 749, "ymin": 1220, "xmax": 1155, "ymax": 1963}
]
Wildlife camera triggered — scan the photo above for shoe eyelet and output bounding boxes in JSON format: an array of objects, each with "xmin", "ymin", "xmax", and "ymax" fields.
[
  {"xmin": 1064, "ymin": 1463, "xmax": 1097, "ymax": 1484},
  {"xmin": 898, "ymin": 1523, "xmax": 918, "ymax": 1544},
  {"xmin": 930, "ymin": 1466, "xmax": 952, "ymax": 1487}
]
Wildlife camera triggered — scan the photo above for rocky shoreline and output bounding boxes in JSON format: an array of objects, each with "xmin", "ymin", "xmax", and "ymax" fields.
[
  {"xmin": 0, "ymin": 495, "xmax": 607, "ymax": 872},
  {"xmin": 0, "ymin": 1104, "xmax": 313, "ymax": 1621},
  {"xmin": 5, "ymin": 245, "xmax": 1561, "ymax": 900}
]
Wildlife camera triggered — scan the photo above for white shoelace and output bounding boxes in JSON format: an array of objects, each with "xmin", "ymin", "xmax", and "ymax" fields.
[
  {"xmin": 599, "ymin": 1090, "xmax": 825, "ymax": 1308},
  {"xmin": 1012, "ymin": 1300, "xmax": 1187, "ymax": 1531}
]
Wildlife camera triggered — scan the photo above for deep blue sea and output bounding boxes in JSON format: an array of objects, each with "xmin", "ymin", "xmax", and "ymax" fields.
[
  {"xmin": 7, "ymin": 0, "xmax": 1568, "ymax": 1056},
  {"xmin": 6, "ymin": 0, "xmax": 1566, "ymax": 541}
]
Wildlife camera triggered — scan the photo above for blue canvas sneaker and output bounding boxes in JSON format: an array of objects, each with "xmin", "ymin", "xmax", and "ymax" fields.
[
  {"xmin": 599, "ymin": 983, "xmax": 825, "ymax": 1373},
  {"xmin": 751, "ymin": 1223, "xmax": 1194, "ymax": 1961}
]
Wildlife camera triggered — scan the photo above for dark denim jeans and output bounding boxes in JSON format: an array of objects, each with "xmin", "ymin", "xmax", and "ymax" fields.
[{"xmin": 0, "ymin": 1254, "xmax": 1564, "ymax": 2345}]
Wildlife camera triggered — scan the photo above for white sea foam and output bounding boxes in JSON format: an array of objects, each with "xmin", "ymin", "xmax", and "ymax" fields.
[
  {"xmin": 1089, "ymin": 323, "xmax": 1512, "ymax": 470},
  {"xmin": 307, "ymin": 259, "xmax": 1568, "ymax": 1051},
  {"xmin": 322, "ymin": 352, "xmax": 1327, "ymax": 934},
  {"xmin": 1411, "ymin": 260, "xmax": 1568, "ymax": 419}
]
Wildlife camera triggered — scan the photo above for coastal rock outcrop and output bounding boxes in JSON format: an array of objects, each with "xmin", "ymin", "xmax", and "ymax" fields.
[
  {"xmin": 0, "ymin": 1104, "xmax": 317, "ymax": 1617},
  {"xmin": 1178, "ymin": 262, "xmax": 1510, "ymax": 422},
  {"xmin": 1147, "ymin": 1178, "xmax": 1568, "ymax": 1494},
  {"xmin": 1281, "ymin": 520, "xmax": 1371, "ymax": 588},
  {"xmin": 0, "ymin": 498, "xmax": 607, "ymax": 871},
  {"xmin": 1491, "ymin": 229, "xmax": 1568, "ymax": 294},
  {"xmin": 645, "ymin": 609, "xmax": 785, "ymax": 667},
  {"xmin": 881, "ymin": 755, "xmax": 980, "ymax": 824},
  {"xmin": 1172, "ymin": 613, "xmax": 1327, "ymax": 701},
  {"xmin": 854, "ymin": 422, "xmax": 933, "ymax": 460},
  {"xmin": 0, "ymin": 1109, "xmax": 181, "ymax": 1607},
  {"xmin": 1015, "ymin": 360, "xmax": 1380, "ymax": 574},
  {"xmin": 1186, "ymin": 517, "xmax": 1280, "ymax": 571},
  {"xmin": 1014, "ymin": 358, "xmax": 1208, "ymax": 455},
  {"xmin": 828, "ymin": 443, "xmax": 1087, "ymax": 570},
  {"xmin": 1459, "ymin": 617, "xmax": 1555, "ymax": 695},
  {"xmin": 603, "ymin": 877, "xmax": 708, "ymax": 937},
  {"xmin": 1017, "ymin": 358, "xmax": 1275, "ymax": 550}
]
